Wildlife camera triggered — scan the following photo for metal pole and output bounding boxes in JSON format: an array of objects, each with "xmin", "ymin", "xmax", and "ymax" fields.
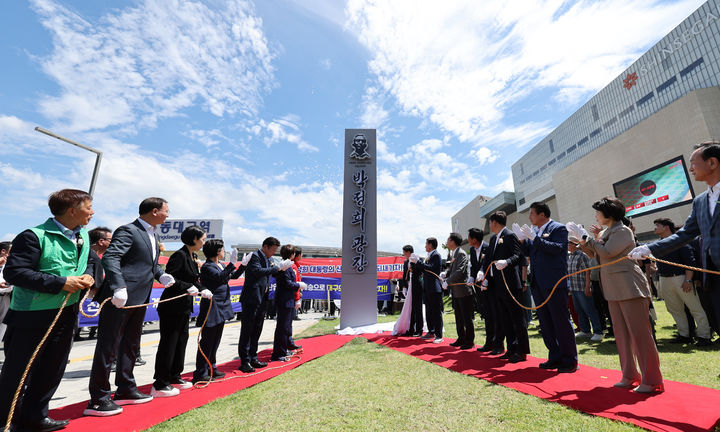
[{"xmin": 34, "ymin": 127, "xmax": 103, "ymax": 196}]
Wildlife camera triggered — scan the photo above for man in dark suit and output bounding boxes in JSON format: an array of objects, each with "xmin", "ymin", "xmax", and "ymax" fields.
[
  {"xmin": 481, "ymin": 211, "xmax": 529, "ymax": 363},
  {"xmin": 85, "ymin": 197, "xmax": 176, "ymax": 416},
  {"xmin": 399, "ymin": 245, "xmax": 423, "ymax": 336},
  {"xmin": 238, "ymin": 237, "xmax": 292, "ymax": 373},
  {"xmin": 444, "ymin": 233, "xmax": 474, "ymax": 349},
  {"xmin": 0, "ymin": 189, "xmax": 95, "ymax": 431},
  {"xmin": 632, "ymin": 141, "xmax": 720, "ymax": 360},
  {"xmin": 410, "ymin": 237, "xmax": 443, "ymax": 343},
  {"xmin": 512, "ymin": 201, "xmax": 577, "ymax": 372},
  {"xmin": 467, "ymin": 228, "xmax": 493, "ymax": 352}
]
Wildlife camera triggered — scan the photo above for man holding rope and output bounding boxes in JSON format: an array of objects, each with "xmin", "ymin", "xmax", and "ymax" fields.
[
  {"xmin": 631, "ymin": 140, "xmax": 720, "ymax": 355},
  {"xmin": 0, "ymin": 189, "xmax": 95, "ymax": 432},
  {"xmin": 86, "ymin": 197, "xmax": 176, "ymax": 417}
]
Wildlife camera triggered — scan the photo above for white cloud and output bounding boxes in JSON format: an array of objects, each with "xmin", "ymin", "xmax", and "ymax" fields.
[
  {"xmin": 250, "ymin": 115, "xmax": 319, "ymax": 152},
  {"xmin": 30, "ymin": 0, "xmax": 275, "ymax": 133},
  {"xmin": 346, "ymin": 0, "xmax": 704, "ymax": 147},
  {"xmin": 472, "ymin": 147, "xmax": 498, "ymax": 165},
  {"xmin": 319, "ymin": 58, "xmax": 332, "ymax": 70}
]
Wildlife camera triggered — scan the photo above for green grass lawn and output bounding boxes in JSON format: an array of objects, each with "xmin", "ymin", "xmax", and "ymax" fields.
[{"xmin": 147, "ymin": 300, "xmax": 719, "ymax": 431}]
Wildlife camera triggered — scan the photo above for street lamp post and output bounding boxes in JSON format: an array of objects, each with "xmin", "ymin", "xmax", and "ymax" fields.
[{"xmin": 34, "ymin": 127, "xmax": 103, "ymax": 197}]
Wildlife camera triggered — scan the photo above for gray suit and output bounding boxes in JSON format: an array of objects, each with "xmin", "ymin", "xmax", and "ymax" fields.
[
  {"xmin": 447, "ymin": 248, "xmax": 474, "ymax": 346},
  {"xmin": 89, "ymin": 219, "xmax": 164, "ymax": 402}
]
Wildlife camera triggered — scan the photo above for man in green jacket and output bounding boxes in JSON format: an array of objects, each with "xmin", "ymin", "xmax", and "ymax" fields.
[{"xmin": 0, "ymin": 189, "xmax": 95, "ymax": 432}]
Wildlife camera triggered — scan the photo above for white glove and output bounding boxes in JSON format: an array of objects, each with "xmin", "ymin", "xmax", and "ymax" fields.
[
  {"xmin": 402, "ymin": 287, "xmax": 408, "ymax": 296},
  {"xmin": 295, "ymin": 300, "xmax": 302, "ymax": 309},
  {"xmin": 187, "ymin": 287, "xmax": 199, "ymax": 296},
  {"xmin": 229, "ymin": 248, "xmax": 238, "ymax": 265},
  {"xmin": 520, "ymin": 224, "xmax": 536, "ymax": 241},
  {"xmin": 481, "ymin": 279, "xmax": 488, "ymax": 290},
  {"xmin": 476, "ymin": 270, "xmax": 484, "ymax": 281},
  {"xmin": 111, "ymin": 288, "xmax": 128, "ymax": 308},
  {"xmin": 241, "ymin": 252, "xmax": 252, "ymax": 266},
  {"xmin": 409, "ymin": 253, "xmax": 419, "ymax": 263},
  {"xmin": 200, "ymin": 289, "xmax": 213, "ymax": 299},
  {"xmin": 495, "ymin": 260, "xmax": 508, "ymax": 270},
  {"xmin": 511, "ymin": 223, "xmax": 526, "ymax": 240},
  {"xmin": 628, "ymin": 245, "xmax": 652, "ymax": 260},
  {"xmin": 439, "ymin": 271, "xmax": 447, "ymax": 279},
  {"xmin": 279, "ymin": 259, "xmax": 293, "ymax": 271},
  {"xmin": 441, "ymin": 281, "xmax": 448, "ymax": 290},
  {"xmin": 299, "ymin": 281, "xmax": 307, "ymax": 290},
  {"xmin": 467, "ymin": 276, "xmax": 475, "ymax": 285},
  {"xmin": 159, "ymin": 273, "xmax": 175, "ymax": 288},
  {"xmin": 566, "ymin": 221, "xmax": 588, "ymax": 241}
]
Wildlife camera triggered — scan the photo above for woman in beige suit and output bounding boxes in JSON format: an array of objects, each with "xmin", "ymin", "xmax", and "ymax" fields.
[{"xmin": 568, "ymin": 197, "xmax": 663, "ymax": 393}]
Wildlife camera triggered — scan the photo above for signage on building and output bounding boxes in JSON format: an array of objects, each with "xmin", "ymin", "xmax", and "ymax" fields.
[{"xmin": 158, "ymin": 219, "xmax": 223, "ymax": 242}]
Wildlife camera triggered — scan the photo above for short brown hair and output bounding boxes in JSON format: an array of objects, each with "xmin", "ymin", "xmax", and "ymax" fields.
[
  {"xmin": 592, "ymin": 196, "xmax": 625, "ymax": 221},
  {"xmin": 48, "ymin": 189, "xmax": 92, "ymax": 216},
  {"xmin": 280, "ymin": 244, "xmax": 296, "ymax": 259}
]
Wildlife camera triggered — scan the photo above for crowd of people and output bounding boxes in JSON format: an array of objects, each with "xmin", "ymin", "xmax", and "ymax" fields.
[{"xmin": 0, "ymin": 192, "xmax": 304, "ymax": 431}]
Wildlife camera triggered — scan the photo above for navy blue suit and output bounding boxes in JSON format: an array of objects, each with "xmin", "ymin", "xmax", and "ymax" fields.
[
  {"xmin": 194, "ymin": 260, "xmax": 244, "ymax": 379},
  {"xmin": 272, "ymin": 267, "xmax": 300, "ymax": 358},
  {"xmin": 415, "ymin": 249, "xmax": 443, "ymax": 338},
  {"xmin": 238, "ymin": 250, "xmax": 280, "ymax": 364},
  {"xmin": 524, "ymin": 220, "xmax": 577, "ymax": 367},
  {"xmin": 650, "ymin": 189, "xmax": 720, "ymax": 333}
]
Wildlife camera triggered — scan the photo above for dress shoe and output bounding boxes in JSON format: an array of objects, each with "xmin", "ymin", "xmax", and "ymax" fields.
[
  {"xmin": 557, "ymin": 364, "xmax": 578, "ymax": 373},
  {"xmin": 212, "ymin": 370, "xmax": 226, "ymax": 379},
  {"xmin": 21, "ymin": 417, "xmax": 69, "ymax": 432},
  {"xmin": 412, "ymin": 332, "xmax": 423, "ymax": 337},
  {"xmin": 271, "ymin": 356, "xmax": 290, "ymax": 362},
  {"xmin": 489, "ymin": 348, "xmax": 504, "ymax": 355},
  {"xmin": 459, "ymin": 344, "xmax": 474, "ymax": 350},
  {"xmin": 613, "ymin": 378, "xmax": 640, "ymax": 389},
  {"xmin": 498, "ymin": 351, "xmax": 513, "ymax": 360},
  {"xmin": 250, "ymin": 360, "xmax": 267, "ymax": 368},
  {"xmin": 289, "ymin": 344, "xmax": 302, "ymax": 350},
  {"xmin": 113, "ymin": 389, "xmax": 153, "ymax": 405},
  {"xmin": 192, "ymin": 375, "xmax": 212, "ymax": 383},
  {"xmin": 420, "ymin": 332, "xmax": 435, "ymax": 339},
  {"xmin": 696, "ymin": 337, "xmax": 713, "ymax": 347},
  {"xmin": 538, "ymin": 360, "xmax": 560, "ymax": 370},
  {"xmin": 671, "ymin": 334, "xmax": 693, "ymax": 344},
  {"xmin": 508, "ymin": 353, "xmax": 527, "ymax": 363},
  {"xmin": 633, "ymin": 383, "xmax": 664, "ymax": 393},
  {"xmin": 476, "ymin": 345, "xmax": 492, "ymax": 352},
  {"xmin": 238, "ymin": 363, "xmax": 255, "ymax": 373},
  {"xmin": 449, "ymin": 341, "xmax": 462, "ymax": 347}
]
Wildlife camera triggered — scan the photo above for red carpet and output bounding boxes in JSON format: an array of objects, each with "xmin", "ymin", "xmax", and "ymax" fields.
[
  {"xmin": 52, "ymin": 334, "xmax": 352, "ymax": 432},
  {"xmin": 365, "ymin": 333, "xmax": 720, "ymax": 432}
]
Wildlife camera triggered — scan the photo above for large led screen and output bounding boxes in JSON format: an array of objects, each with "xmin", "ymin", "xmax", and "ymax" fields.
[{"xmin": 612, "ymin": 157, "xmax": 694, "ymax": 218}]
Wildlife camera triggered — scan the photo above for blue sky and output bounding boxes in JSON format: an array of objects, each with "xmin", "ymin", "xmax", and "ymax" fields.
[{"xmin": 0, "ymin": 0, "xmax": 705, "ymax": 252}]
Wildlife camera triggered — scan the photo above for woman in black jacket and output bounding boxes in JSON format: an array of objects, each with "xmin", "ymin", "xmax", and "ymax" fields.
[
  {"xmin": 152, "ymin": 226, "xmax": 208, "ymax": 397},
  {"xmin": 193, "ymin": 239, "xmax": 248, "ymax": 382}
]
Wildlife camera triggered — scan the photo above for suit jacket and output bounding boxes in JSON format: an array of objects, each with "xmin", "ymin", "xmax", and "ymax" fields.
[
  {"xmin": 581, "ymin": 221, "xmax": 650, "ymax": 301},
  {"xmin": 469, "ymin": 243, "xmax": 488, "ymax": 280},
  {"xmin": 240, "ymin": 249, "xmax": 280, "ymax": 306},
  {"xmin": 197, "ymin": 260, "xmax": 244, "ymax": 327},
  {"xmin": 157, "ymin": 246, "xmax": 200, "ymax": 315},
  {"xmin": 446, "ymin": 248, "xmax": 471, "ymax": 297},
  {"xmin": 275, "ymin": 267, "xmax": 301, "ymax": 309},
  {"xmin": 523, "ymin": 220, "xmax": 568, "ymax": 292},
  {"xmin": 399, "ymin": 259, "xmax": 422, "ymax": 293},
  {"xmin": 96, "ymin": 219, "xmax": 164, "ymax": 306},
  {"xmin": 85, "ymin": 249, "xmax": 105, "ymax": 292},
  {"xmin": 416, "ymin": 249, "xmax": 442, "ymax": 294},
  {"xmin": 650, "ymin": 190, "xmax": 720, "ymax": 267},
  {"xmin": 483, "ymin": 227, "xmax": 522, "ymax": 291}
]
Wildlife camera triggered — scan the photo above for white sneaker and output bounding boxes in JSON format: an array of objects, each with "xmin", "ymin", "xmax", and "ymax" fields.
[
  {"xmin": 150, "ymin": 386, "xmax": 180, "ymax": 398},
  {"xmin": 575, "ymin": 331, "xmax": 591, "ymax": 338},
  {"xmin": 432, "ymin": 338, "xmax": 444, "ymax": 344},
  {"xmin": 590, "ymin": 333, "xmax": 604, "ymax": 342},
  {"xmin": 171, "ymin": 379, "xmax": 193, "ymax": 390}
]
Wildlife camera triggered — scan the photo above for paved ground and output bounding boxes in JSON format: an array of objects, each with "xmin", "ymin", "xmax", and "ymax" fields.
[{"xmin": 0, "ymin": 311, "xmax": 327, "ymax": 410}]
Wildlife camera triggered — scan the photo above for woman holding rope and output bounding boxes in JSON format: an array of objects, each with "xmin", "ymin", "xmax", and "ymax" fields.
[{"xmin": 568, "ymin": 197, "xmax": 663, "ymax": 393}]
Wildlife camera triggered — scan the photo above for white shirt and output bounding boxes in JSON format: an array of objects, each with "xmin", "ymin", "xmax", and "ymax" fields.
[
  {"xmin": 137, "ymin": 218, "xmax": 157, "ymax": 260},
  {"xmin": 708, "ymin": 182, "xmax": 720, "ymax": 217},
  {"xmin": 535, "ymin": 219, "xmax": 552, "ymax": 237}
]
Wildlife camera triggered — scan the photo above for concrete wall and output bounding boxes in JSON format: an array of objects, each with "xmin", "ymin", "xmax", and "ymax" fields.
[
  {"xmin": 451, "ymin": 194, "xmax": 490, "ymax": 237},
  {"xmin": 552, "ymin": 87, "xmax": 720, "ymax": 237}
]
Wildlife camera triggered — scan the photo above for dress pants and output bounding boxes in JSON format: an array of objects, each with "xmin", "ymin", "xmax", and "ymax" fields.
[
  {"xmin": 0, "ymin": 305, "xmax": 76, "ymax": 426},
  {"xmin": 154, "ymin": 311, "xmax": 190, "ymax": 388},
  {"xmin": 272, "ymin": 305, "xmax": 293, "ymax": 358},
  {"xmin": 494, "ymin": 280, "xmax": 529, "ymax": 355},
  {"xmin": 89, "ymin": 305, "xmax": 146, "ymax": 402},
  {"xmin": 238, "ymin": 296, "xmax": 268, "ymax": 364},
  {"xmin": 453, "ymin": 295, "xmax": 475, "ymax": 345},
  {"xmin": 658, "ymin": 275, "xmax": 711, "ymax": 339},
  {"xmin": 409, "ymin": 284, "xmax": 424, "ymax": 334},
  {"xmin": 484, "ymin": 287, "xmax": 504, "ymax": 349},
  {"xmin": 195, "ymin": 322, "xmax": 224, "ymax": 380},
  {"xmin": 425, "ymin": 291, "xmax": 443, "ymax": 338},
  {"xmin": 608, "ymin": 297, "xmax": 662, "ymax": 386},
  {"xmin": 531, "ymin": 281, "xmax": 576, "ymax": 366}
]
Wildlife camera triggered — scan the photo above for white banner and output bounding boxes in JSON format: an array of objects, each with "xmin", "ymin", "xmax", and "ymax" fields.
[{"xmin": 158, "ymin": 219, "xmax": 223, "ymax": 242}]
